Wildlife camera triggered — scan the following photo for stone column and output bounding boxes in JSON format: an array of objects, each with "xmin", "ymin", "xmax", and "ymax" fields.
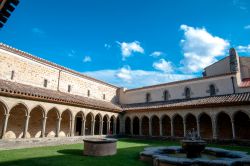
[
  {"xmin": 159, "ymin": 118, "xmax": 163, "ymax": 136},
  {"xmin": 139, "ymin": 119, "xmax": 142, "ymax": 136},
  {"xmin": 130, "ymin": 120, "xmax": 133, "ymax": 135},
  {"xmin": 231, "ymin": 119, "xmax": 236, "ymax": 139},
  {"xmin": 107, "ymin": 120, "xmax": 111, "ymax": 135},
  {"xmin": 70, "ymin": 118, "xmax": 75, "ymax": 137},
  {"xmin": 56, "ymin": 117, "xmax": 62, "ymax": 137},
  {"xmin": 41, "ymin": 116, "xmax": 47, "ymax": 138},
  {"xmin": 1, "ymin": 113, "xmax": 10, "ymax": 139},
  {"xmin": 170, "ymin": 118, "xmax": 174, "ymax": 137},
  {"xmin": 81, "ymin": 119, "xmax": 85, "ymax": 136},
  {"xmin": 149, "ymin": 118, "xmax": 152, "ymax": 136},
  {"xmin": 99, "ymin": 120, "xmax": 103, "ymax": 135},
  {"xmin": 183, "ymin": 118, "xmax": 186, "ymax": 137},
  {"xmin": 23, "ymin": 115, "xmax": 30, "ymax": 138},
  {"xmin": 196, "ymin": 118, "xmax": 200, "ymax": 137},
  {"xmin": 91, "ymin": 120, "xmax": 95, "ymax": 135},
  {"xmin": 212, "ymin": 118, "xmax": 217, "ymax": 139},
  {"xmin": 113, "ymin": 121, "xmax": 116, "ymax": 135}
]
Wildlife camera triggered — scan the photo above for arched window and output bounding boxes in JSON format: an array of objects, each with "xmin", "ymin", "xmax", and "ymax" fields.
[
  {"xmin": 163, "ymin": 90, "xmax": 169, "ymax": 101},
  {"xmin": 146, "ymin": 93, "xmax": 151, "ymax": 103},
  {"xmin": 209, "ymin": 84, "xmax": 216, "ymax": 96},
  {"xmin": 185, "ymin": 87, "xmax": 191, "ymax": 99}
]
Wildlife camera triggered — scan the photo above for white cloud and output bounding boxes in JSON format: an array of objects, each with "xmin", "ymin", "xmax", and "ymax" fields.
[
  {"xmin": 117, "ymin": 41, "xmax": 144, "ymax": 60},
  {"xmin": 179, "ymin": 24, "xmax": 229, "ymax": 73},
  {"xmin": 83, "ymin": 66, "xmax": 195, "ymax": 89},
  {"xmin": 68, "ymin": 50, "xmax": 76, "ymax": 57},
  {"xmin": 153, "ymin": 59, "xmax": 173, "ymax": 73},
  {"xmin": 244, "ymin": 25, "xmax": 250, "ymax": 29},
  {"xmin": 104, "ymin": 43, "xmax": 111, "ymax": 49},
  {"xmin": 32, "ymin": 27, "xmax": 45, "ymax": 37},
  {"xmin": 150, "ymin": 51, "xmax": 164, "ymax": 57},
  {"xmin": 83, "ymin": 56, "xmax": 92, "ymax": 63},
  {"xmin": 237, "ymin": 45, "xmax": 250, "ymax": 53}
]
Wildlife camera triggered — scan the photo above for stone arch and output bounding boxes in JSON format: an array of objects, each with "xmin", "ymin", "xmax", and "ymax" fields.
[
  {"xmin": 217, "ymin": 112, "xmax": 232, "ymax": 139},
  {"xmin": 185, "ymin": 113, "xmax": 197, "ymax": 133},
  {"xmin": 234, "ymin": 111, "xmax": 250, "ymax": 139},
  {"xmin": 74, "ymin": 111, "xmax": 84, "ymax": 136},
  {"xmin": 173, "ymin": 114, "xmax": 184, "ymax": 137},
  {"xmin": 28, "ymin": 105, "xmax": 45, "ymax": 138},
  {"xmin": 110, "ymin": 116, "xmax": 115, "ymax": 135},
  {"xmin": 161, "ymin": 115, "xmax": 171, "ymax": 136},
  {"xmin": 199, "ymin": 113, "xmax": 212, "ymax": 139},
  {"xmin": 46, "ymin": 107, "xmax": 60, "ymax": 137},
  {"xmin": 133, "ymin": 116, "xmax": 139, "ymax": 135},
  {"xmin": 102, "ymin": 114, "xmax": 109, "ymax": 135},
  {"xmin": 141, "ymin": 116, "xmax": 149, "ymax": 136},
  {"xmin": 85, "ymin": 112, "xmax": 94, "ymax": 135},
  {"xmin": 151, "ymin": 115, "xmax": 160, "ymax": 136},
  {"xmin": 59, "ymin": 109, "xmax": 72, "ymax": 137},
  {"xmin": 116, "ymin": 116, "xmax": 120, "ymax": 135},
  {"xmin": 6, "ymin": 103, "xmax": 28, "ymax": 138},
  {"xmin": 94, "ymin": 114, "xmax": 102, "ymax": 135},
  {"xmin": 125, "ymin": 117, "xmax": 131, "ymax": 135},
  {"xmin": 0, "ymin": 100, "xmax": 8, "ymax": 138}
]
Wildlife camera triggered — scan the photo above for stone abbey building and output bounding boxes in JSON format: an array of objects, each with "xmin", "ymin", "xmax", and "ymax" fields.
[{"xmin": 0, "ymin": 43, "xmax": 250, "ymax": 141}]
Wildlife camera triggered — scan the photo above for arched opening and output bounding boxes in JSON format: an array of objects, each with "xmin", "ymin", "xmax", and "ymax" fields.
[
  {"xmin": 162, "ymin": 115, "xmax": 171, "ymax": 136},
  {"xmin": 28, "ymin": 106, "xmax": 44, "ymax": 138},
  {"xmin": 151, "ymin": 116, "xmax": 160, "ymax": 136},
  {"xmin": 217, "ymin": 112, "xmax": 232, "ymax": 139},
  {"xmin": 125, "ymin": 117, "xmax": 131, "ymax": 135},
  {"xmin": 199, "ymin": 113, "xmax": 212, "ymax": 139},
  {"xmin": 75, "ymin": 112, "xmax": 84, "ymax": 136},
  {"xmin": 46, "ymin": 108, "xmax": 59, "ymax": 137},
  {"xmin": 173, "ymin": 114, "xmax": 184, "ymax": 137},
  {"xmin": 59, "ymin": 110, "xmax": 72, "ymax": 137},
  {"xmin": 6, "ymin": 103, "xmax": 27, "ymax": 138},
  {"xmin": 0, "ymin": 102, "xmax": 7, "ymax": 138},
  {"xmin": 185, "ymin": 114, "xmax": 197, "ymax": 133},
  {"xmin": 133, "ymin": 117, "xmax": 139, "ymax": 135},
  {"xmin": 234, "ymin": 111, "xmax": 250, "ymax": 139},
  {"xmin": 116, "ymin": 117, "xmax": 120, "ymax": 135},
  {"xmin": 141, "ymin": 116, "xmax": 149, "ymax": 136},
  {"xmin": 85, "ymin": 113, "xmax": 93, "ymax": 135},
  {"xmin": 110, "ymin": 116, "xmax": 115, "ymax": 135},
  {"xmin": 209, "ymin": 84, "xmax": 216, "ymax": 96},
  {"xmin": 94, "ymin": 114, "xmax": 101, "ymax": 135},
  {"xmin": 102, "ymin": 115, "xmax": 108, "ymax": 135},
  {"xmin": 185, "ymin": 87, "xmax": 191, "ymax": 99},
  {"xmin": 163, "ymin": 90, "xmax": 170, "ymax": 101}
]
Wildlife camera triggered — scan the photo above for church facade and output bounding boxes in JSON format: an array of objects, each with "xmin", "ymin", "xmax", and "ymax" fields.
[{"xmin": 0, "ymin": 43, "xmax": 250, "ymax": 141}]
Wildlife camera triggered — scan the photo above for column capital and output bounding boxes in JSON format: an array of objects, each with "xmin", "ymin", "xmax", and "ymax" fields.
[
  {"xmin": 4, "ymin": 113, "xmax": 10, "ymax": 117},
  {"xmin": 57, "ymin": 117, "xmax": 62, "ymax": 121},
  {"xmin": 43, "ymin": 116, "xmax": 48, "ymax": 120},
  {"xmin": 26, "ymin": 115, "xmax": 31, "ymax": 118}
]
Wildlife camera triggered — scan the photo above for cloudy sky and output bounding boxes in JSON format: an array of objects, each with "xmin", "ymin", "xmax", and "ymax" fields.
[{"xmin": 1, "ymin": 0, "xmax": 250, "ymax": 88}]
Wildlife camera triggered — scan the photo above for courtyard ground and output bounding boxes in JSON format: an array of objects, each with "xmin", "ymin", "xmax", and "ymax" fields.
[{"xmin": 0, "ymin": 138, "xmax": 250, "ymax": 166}]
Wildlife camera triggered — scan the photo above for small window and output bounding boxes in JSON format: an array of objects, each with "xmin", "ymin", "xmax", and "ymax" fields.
[
  {"xmin": 146, "ymin": 93, "xmax": 151, "ymax": 103},
  {"xmin": 163, "ymin": 90, "xmax": 169, "ymax": 101},
  {"xmin": 209, "ymin": 84, "xmax": 216, "ymax": 96},
  {"xmin": 11, "ymin": 70, "xmax": 15, "ymax": 80},
  {"xmin": 87, "ymin": 90, "xmax": 90, "ymax": 97},
  {"xmin": 185, "ymin": 87, "xmax": 191, "ymax": 99},
  {"xmin": 68, "ymin": 85, "xmax": 71, "ymax": 93},
  {"xmin": 44, "ymin": 79, "xmax": 48, "ymax": 88},
  {"xmin": 103, "ymin": 94, "xmax": 106, "ymax": 100}
]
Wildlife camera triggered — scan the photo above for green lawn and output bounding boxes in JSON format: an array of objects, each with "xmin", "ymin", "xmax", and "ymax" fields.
[{"xmin": 0, "ymin": 139, "xmax": 250, "ymax": 166}]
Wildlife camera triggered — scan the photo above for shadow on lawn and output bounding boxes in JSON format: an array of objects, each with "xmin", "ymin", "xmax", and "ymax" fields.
[{"xmin": 0, "ymin": 146, "xmax": 149, "ymax": 166}]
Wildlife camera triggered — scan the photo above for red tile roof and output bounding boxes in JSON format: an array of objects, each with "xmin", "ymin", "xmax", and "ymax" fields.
[{"xmin": 240, "ymin": 78, "xmax": 250, "ymax": 88}]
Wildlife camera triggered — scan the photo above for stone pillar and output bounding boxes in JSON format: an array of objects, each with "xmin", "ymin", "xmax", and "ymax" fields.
[
  {"xmin": 170, "ymin": 118, "xmax": 174, "ymax": 137},
  {"xmin": 183, "ymin": 118, "xmax": 186, "ymax": 137},
  {"xmin": 107, "ymin": 120, "xmax": 111, "ymax": 135},
  {"xmin": 159, "ymin": 118, "xmax": 163, "ymax": 136},
  {"xmin": 70, "ymin": 118, "xmax": 75, "ymax": 137},
  {"xmin": 1, "ymin": 113, "xmax": 10, "ymax": 139},
  {"xmin": 41, "ymin": 116, "xmax": 47, "ymax": 138},
  {"xmin": 113, "ymin": 121, "xmax": 116, "ymax": 135},
  {"xmin": 91, "ymin": 120, "xmax": 95, "ymax": 135},
  {"xmin": 130, "ymin": 119, "xmax": 133, "ymax": 135},
  {"xmin": 81, "ymin": 119, "xmax": 85, "ymax": 136},
  {"xmin": 231, "ymin": 119, "xmax": 236, "ymax": 139},
  {"xmin": 99, "ymin": 120, "xmax": 103, "ymax": 135},
  {"xmin": 23, "ymin": 115, "xmax": 30, "ymax": 138},
  {"xmin": 139, "ymin": 119, "xmax": 142, "ymax": 136},
  {"xmin": 149, "ymin": 118, "xmax": 152, "ymax": 136},
  {"xmin": 212, "ymin": 118, "xmax": 217, "ymax": 139},
  {"xmin": 56, "ymin": 117, "xmax": 62, "ymax": 137},
  {"xmin": 196, "ymin": 118, "xmax": 200, "ymax": 137}
]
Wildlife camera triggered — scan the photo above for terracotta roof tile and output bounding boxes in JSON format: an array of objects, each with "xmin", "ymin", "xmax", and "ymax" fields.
[{"xmin": 0, "ymin": 79, "xmax": 121, "ymax": 112}]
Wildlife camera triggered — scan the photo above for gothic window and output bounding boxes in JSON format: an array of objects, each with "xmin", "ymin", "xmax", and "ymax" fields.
[
  {"xmin": 163, "ymin": 90, "xmax": 169, "ymax": 101},
  {"xmin": 68, "ymin": 85, "xmax": 71, "ymax": 93},
  {"xmin": 11, "ymin": 70, "xmax": 15, "ymax": 80},
  {"xmin": 88, "ymin": 90, "xmax": 90, "ymax": 97},
  {"xmin": 44, "ymin": 79, "xmax": 48, "ymax": 88},
  {"xmin": 146, "ymin": 93, "xmax": 151, "ymax": 103},
  {"xmin": 185, "ymin": 87, "xmax": 191, "ymax": 99},
  {"xmin": 209, "ymin": 84, "xmax": 216, "ymax": 96},
  {"xmin": 103, "ymin": 94, "xmax": 106, "ymax": 100}
]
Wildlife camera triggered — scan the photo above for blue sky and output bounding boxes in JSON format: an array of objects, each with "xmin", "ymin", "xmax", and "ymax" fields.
[{"xmin": 1, "ymin": 0, "xmax": 250, "ymax": 88}]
